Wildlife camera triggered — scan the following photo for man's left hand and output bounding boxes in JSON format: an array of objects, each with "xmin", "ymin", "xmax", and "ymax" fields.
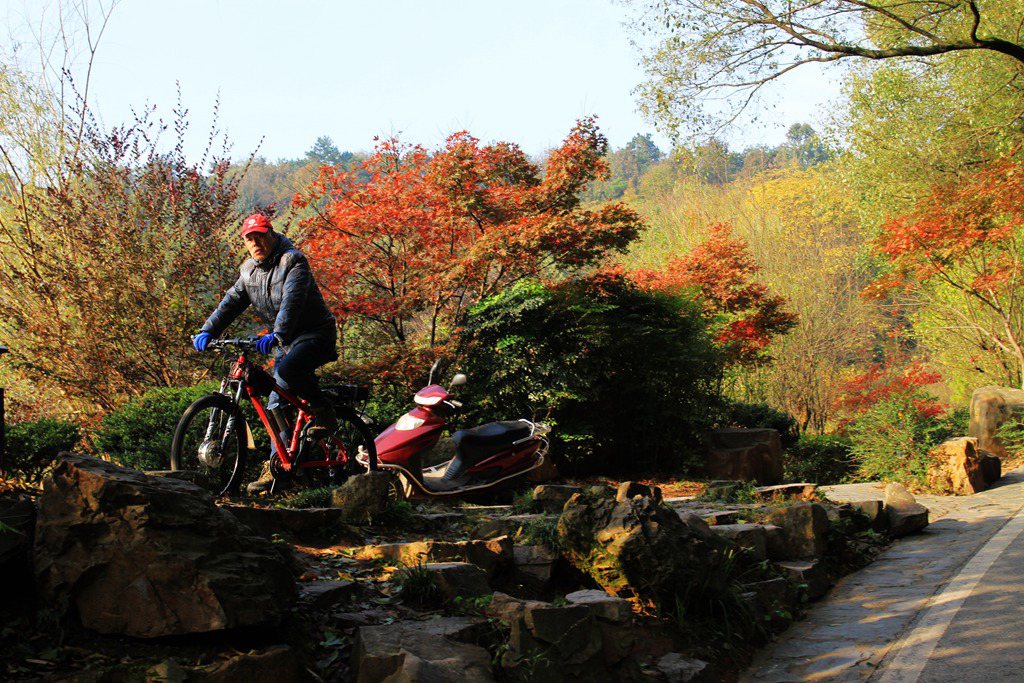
[{"xmin": 255, "ymin": 333, "xmax": 278, "ymax": 354}]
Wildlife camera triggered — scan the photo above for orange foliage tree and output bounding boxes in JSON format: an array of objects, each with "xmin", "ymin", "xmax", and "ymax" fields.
[
  {"xmin": 868, "ymin": 161, "xmax": 1024, "ymax": 388},
  {"xmin": 633, "ymin": 223, "xmax": 797, "ymax": 366},
  {"xmin": 293, "ymin": 118, "xmax": 644, "ymax": 379}
]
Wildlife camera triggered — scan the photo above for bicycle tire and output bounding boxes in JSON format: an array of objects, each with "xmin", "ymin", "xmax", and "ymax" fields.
[
  {"xmin": 170, "ymin": 393, "xmax": 248, "ymax": 496},
  {"xmin": 331, "ymin": 404, "xmax": 378, "ymax": 473}
]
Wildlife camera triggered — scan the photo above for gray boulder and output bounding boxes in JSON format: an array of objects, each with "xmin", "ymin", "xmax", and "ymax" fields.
[
  {"xmin": 331, "ymin": 471, "xmax": 394, "ymax": 524},
  {"xmin": 710, "ymin": 523, "xmax": 768, "ymax": 561},
  {"xmin": 353, "ymin": 617, "xmax": 493, "ymax": 683},
  {"xmin": 532, "ymin": 484, "xmax": 583, "ymax": 513},
  {"xmin": 423, "ymin": 562, "xmax": 491, "ymax": 602},
  {"xmin": 565, "ymin": 589, "xmax": 632, "ymax": 624},
  {"xmin": 34, "ymin": 455, "xmax": 295, "ymax": 638},
  {"xmin": 657, "ymin": 653, "xmax": 709, "ymax": 682},
  {"xmin": 969, "ymin": 385, "xmax": 1024, "ymax": 458},
  {"xmin": 766, "ymin": 502, "xmax": 830, "ymax": 559},
  {"xmin": 884, "ymin": 483, "xmax": 930, "ymax": 537},
  {"xmin": 556, "ymin": 487, "xmax": 732, "ymax": 604}
]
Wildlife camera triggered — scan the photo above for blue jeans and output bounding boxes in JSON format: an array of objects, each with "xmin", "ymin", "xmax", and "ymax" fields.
[{"xmin": 266, "ymin": 336, "xmax": 337, "ymax": 411}]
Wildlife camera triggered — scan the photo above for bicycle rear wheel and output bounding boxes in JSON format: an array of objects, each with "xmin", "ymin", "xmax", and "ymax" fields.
[
  {"xmin": 170, "ymin": 393, "xmax": 248, "ymax": 496},
  {"xmin": 325, "ymin": 404, "xmax": 377, "ymax": 476}
]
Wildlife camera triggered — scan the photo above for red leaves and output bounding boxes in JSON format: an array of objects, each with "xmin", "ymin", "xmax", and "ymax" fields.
[
  {"xmin": 871, "ymin": 161, "xmax": 1024, "ymax": 295},
  {"xmin": 632, "ymin": 223, "xmax": 797, "ymax": 366},
  {"xmin": 293, "ymin": 119, "xmax": 644, "ymax": 356},
  {"xmin": 835, "ymin": 358, "xmax": 945, "ymax": 423}
]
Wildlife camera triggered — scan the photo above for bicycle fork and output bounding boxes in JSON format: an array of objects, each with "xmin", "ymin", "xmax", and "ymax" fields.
[{"xmin": 199, "ymin": 381, "xmax": 246, "ymax": 468}]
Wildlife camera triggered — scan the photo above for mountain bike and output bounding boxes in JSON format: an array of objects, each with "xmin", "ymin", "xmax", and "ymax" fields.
[{"xmin": 170, "ymin": 337, "xmax": 377, "ymax": 496}]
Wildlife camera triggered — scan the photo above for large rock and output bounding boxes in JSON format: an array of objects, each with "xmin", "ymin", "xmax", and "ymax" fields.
[
  {"xmin": 513, "ymin": 544, "xmax": 558, "ymax": 584},
  {"xmin": 766, "ymin": 503, "xmax": 829, "ymax": 559},
  {"xmin": 331, "ymin": 471, "xmax": 394, "ymax": 524},
  {"xmin": 34, "ymin": 455, "xmax": 296, "ymax": 638},
  {"xmin": 532, "ymin": 485, "xmax": 583, "ymax": 513},
  {"xmin": 485, "ymin": 591, "xmax": 549, "ymax": 623},
  {"xmin": 926, "ymin": 437, "xmax": 988, "ymax": 495},
  {"xmin": 356, "ymin": 536, "xmax": 512, "ymax": 578},
  {"xmin": 884, "ymin": 483, "xmax": 930, "ymax": 538},
  {"xmin": 657, "ymin": 654, "xmax": 709, "ymax": 682},
  {"xmin": 353, "ymin": 617, "xmax": 493, "ymax": 683},
  {"xmin": 710, "ymin": 523, "xmax": 768, "ymax": 561},
  {"xmin": 508, "ymin": 603, "xmax": 604, "ymax": 680},
  {"xmin": 556, "ymin": 487, "xmax": 732, "ymax": 605},
  {"xmin": 565, "ymin": 589, "xmax": 632, "ymax": 624},
  {"xmin": 703, "ymin": 428, "xmax": 783, "ymax": 484},
  {"xmin": 969, "ymin": 385, "xmax": 1024, "ymax": 458},
  {"xmin": 423, "ymin": 562, "xmax": 492, "ymax": 601},
  {"xmin": 615, "ymin": 481, "xmax": 663, "ymax": 504},
  {"xmin": 200, "ymin": 645, "xmax": 303, "ymax": 683}
]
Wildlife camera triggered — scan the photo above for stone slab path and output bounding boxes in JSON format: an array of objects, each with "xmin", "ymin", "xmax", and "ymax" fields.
[{"xmin": 740, "ymin": 470, "xmax": 1024, "ymax": 682}]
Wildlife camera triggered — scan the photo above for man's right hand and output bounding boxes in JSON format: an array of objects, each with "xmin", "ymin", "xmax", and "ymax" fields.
[{"xmin": 193, "ymin": 332, "xmax": 213, "ymax": 352}]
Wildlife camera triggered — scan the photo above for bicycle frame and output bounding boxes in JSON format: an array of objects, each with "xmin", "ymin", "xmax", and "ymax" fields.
[{"xmin": 221, "ymin": 351, "xmax": 349, "ymax": 474}]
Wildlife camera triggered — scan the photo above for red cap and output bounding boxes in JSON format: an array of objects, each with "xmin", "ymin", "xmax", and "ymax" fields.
[{"xmin": 241, "ymin": 213, "xmax": 272, "ymax": 237}]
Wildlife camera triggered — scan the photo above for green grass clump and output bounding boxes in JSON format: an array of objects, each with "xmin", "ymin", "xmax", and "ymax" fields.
[
  {"xmin": 281, "ymin": 486, "xmax": 337, "ymax": 509},
  {"xmin": 394, "ymin": 562, "xmax": 441, "ymax": 607}
]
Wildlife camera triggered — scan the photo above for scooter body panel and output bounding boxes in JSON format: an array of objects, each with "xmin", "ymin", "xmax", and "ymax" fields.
[{"xmin": 375, "ymin": 406, "xmax": 446, "ymax": 466}]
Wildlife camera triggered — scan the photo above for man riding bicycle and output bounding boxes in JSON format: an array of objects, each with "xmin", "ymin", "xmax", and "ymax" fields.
[{"xmin": 193, "ymin": 214, "xmax": 338, "ymax": 438}]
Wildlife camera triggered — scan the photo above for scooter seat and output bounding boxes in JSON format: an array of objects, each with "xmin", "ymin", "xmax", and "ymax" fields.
[
  {"xmin": 452, "ymin": 421, "xmax": 533, "ymax": 455},
  {"xmin": 445, "ymin": 421, "xmax": 534, "ymax": 480}
]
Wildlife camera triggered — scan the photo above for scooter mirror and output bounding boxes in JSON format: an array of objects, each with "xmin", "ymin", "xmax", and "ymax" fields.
[
  {"xmin": 449, "ymin": 373, "xmax": 467, "ymax": 388},
  {"xmin": 428, "ymin": 358, "xmax": 442, "ymax": 385}
]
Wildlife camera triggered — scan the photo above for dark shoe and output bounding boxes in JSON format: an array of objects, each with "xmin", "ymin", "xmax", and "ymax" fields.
[{"xmin": 307, "ymin": 403, "xmax": 338, "ymax": 438}]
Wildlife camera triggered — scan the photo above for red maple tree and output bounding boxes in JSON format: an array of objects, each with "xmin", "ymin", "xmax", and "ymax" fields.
[
  {"xmin": 632, "ymin": 223, "xmax": 797, "ymax": 366},
  {"xmin": 293, "ymin": 118, "xmax": 643, "ymax": 373},
  {"xmin": 834, "ymin": 359, "xmax": 945, "ymax": 420},
  {"xmin": 868, "ymin": 161, "xmax": 1024, "ymax": 387}
]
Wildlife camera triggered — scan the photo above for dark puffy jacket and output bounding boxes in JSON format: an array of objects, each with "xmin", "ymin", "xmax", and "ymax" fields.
[{"xmin": 202, "ymin": 235, "xmax": 336, "ymax": 349}]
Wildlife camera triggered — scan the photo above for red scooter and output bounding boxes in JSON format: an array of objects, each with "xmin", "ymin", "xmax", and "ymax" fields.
[{"xmin": 360, "ymin": 361, "xmax": 551, "ymax": 498}]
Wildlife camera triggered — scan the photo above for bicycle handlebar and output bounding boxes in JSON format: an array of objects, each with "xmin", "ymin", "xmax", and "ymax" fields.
[{"xmin": 190, "ymin": 335, "xmax": 261, "ymax": 352}]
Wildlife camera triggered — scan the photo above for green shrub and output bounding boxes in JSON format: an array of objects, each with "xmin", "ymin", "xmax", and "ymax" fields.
[
  {"xmin": 4, "ymin": 419, "xmax": 81, "ymax": 483},
  {"xmin": 784, "ymin": 434, "xmax": 854, "ymax": 485},
  {"xmin": 93, "ymin": 383, "xmax": 218, "ymax": 471},
  {"xmin": 847, "ymin": 394, "xmax": 958, "ymax": 487},
  {"xmin": 458, "ymin": 275, "xmax": 725, "ymax": 475},
  {"xmin": 726, "ymin": 401, "xmax": 799, "ymax": 448}
]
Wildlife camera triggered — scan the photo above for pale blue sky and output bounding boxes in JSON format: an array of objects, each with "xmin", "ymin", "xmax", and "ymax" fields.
[{"xmin": 2, "ymin": 0, "xmax": 840, "ymax": 161}]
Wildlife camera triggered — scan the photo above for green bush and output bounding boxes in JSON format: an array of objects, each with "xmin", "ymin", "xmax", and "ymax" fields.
[
  {"xmin": 784, "ymin": 434, "xmax": 854, "ymax": 485},
  {"xmin": 93, "ymin": 383, "xmax": 218, "ymax": 471},
  {"xmin": 847, "ymin": 394, "xmax": 959, "ymax": 488},
  {"xmin": 3, "ymin": 419, "xmax": 81, "ymax": 483},
  {"xmin": 726, "ymin": 401, "xmax": 799, "ymax": 448},
  {"xmin": 458, "ymin": 275, "xmax": 725, "ymax": 475}
]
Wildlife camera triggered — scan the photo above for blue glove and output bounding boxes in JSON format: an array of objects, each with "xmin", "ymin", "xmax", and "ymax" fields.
[
  {"xmin": 193, "ymin": 332, "xmax": 213, "ymax": 352},
  {"xmin": 255, "ymin": 333, "xmax": 278, "ymax": 354}
]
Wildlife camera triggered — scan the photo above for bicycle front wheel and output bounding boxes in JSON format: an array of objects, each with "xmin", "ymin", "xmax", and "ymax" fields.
[{"xmin": 170, "ymin": 393, "xmax": 248, "ymax": 496}]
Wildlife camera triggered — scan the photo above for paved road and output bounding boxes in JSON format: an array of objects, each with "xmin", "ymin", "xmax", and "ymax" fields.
[{"xmin": 741, "ymin": 470, "xmax": 1024, "ymax": 682}]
